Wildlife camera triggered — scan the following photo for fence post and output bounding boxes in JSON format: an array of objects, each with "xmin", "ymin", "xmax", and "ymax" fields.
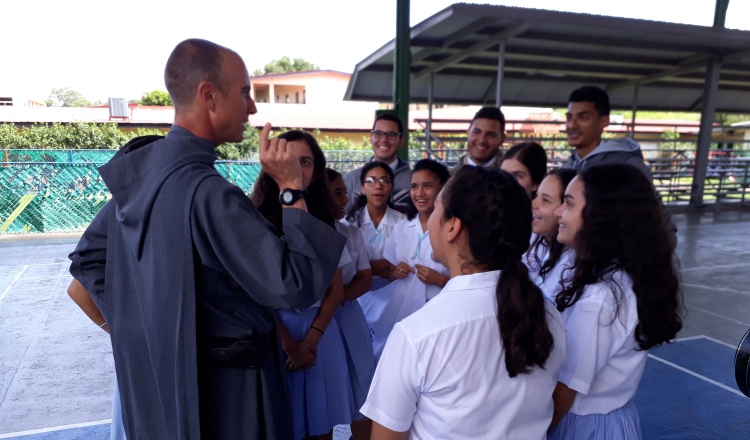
[
  {"xmin": 4, "ymin": 149, "xmax": 8, "ymax": 165},
  {"xmin": 68, "ymin": 150, "xmax": 74, "ymax": 163}
]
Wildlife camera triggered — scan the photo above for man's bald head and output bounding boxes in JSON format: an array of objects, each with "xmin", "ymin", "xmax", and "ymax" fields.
[{"xmin": 164, "ymin": 38, "xmax": 239, "ymax": 110}]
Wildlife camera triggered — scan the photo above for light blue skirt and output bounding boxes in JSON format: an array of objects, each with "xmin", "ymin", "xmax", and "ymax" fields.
[
  {"xmin": 111, "ymin": 376, "xmax": 126, "ymax": 440},
  {"xmin": 277, "ymin": 308, "xmax": 355, "ymax": 439},
  {"xmin": 370, "ymin": 276, "xmax": 390, "ymax": 292},
  {"xmin": 335, "ymin": 300, "xmax": 376, "ymax": 420},
  {"xmin": 548, "ymin": 399, "xmax": 642, "ymax": 440}
]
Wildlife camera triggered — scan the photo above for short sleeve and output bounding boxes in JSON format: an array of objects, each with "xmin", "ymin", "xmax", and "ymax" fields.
[
  {"xmin": 339, "ymin": 246, "xmax": 353, "ymax": 269},
  {"xmin": 352, "ymin": 228, "xmax": 371, "ymax": 272},
  {"xmin": 557, "ymin": 286, "xmax": 629, "ymax": 395},
  {"xmin": 360, "ymin": 324, "xmax": 422, "ymax": 432}
]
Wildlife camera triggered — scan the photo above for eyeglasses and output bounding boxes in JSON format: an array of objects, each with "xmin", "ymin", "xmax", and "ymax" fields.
[
  {"xmin": 363, "ymin": 177, "xmax": 393, "ymax": 187},
  {"xmin": 371, "ymin": 130, "xmax": 402, "ymax": 140}
]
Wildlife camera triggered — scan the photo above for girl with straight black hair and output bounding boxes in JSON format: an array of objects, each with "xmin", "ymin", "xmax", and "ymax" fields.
[
  {"xmin": 549, "ymin": 164, "xmax": 682, "ymax": 439},
  {"xmin": 361, "ymin": 166, "xmax": 566, "ymax": 439},
  {"xmin": 252, "ymin": 130, "xmax": 355, "ymax": 439}
]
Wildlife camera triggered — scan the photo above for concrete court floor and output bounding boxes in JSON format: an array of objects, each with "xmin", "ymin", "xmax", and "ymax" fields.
[{"xmin": 1, "ymin": 209, "xmax": 750, "ymax": 438}]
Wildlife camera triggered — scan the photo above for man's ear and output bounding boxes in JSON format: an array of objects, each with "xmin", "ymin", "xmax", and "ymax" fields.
[
  {"xmin": 600, "ymin": 115, "xmax": 610, "ymax": 130},
  {"xmin": 197, "ymin": 81, "xmax": 216, "ymax": 112}
]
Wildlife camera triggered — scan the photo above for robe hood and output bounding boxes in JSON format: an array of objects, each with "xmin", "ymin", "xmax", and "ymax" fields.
[
  {"xmin": 98, "ymin": 127, "xmax": 217, "ymax": 259},
  {"xmin": 568, "ymin": 137, "xmax": 643, "ymax": 167}
]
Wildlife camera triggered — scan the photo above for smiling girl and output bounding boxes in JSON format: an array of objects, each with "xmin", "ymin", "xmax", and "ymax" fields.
[
  {"xmin": 524, "ymin": 169, "xmax": 577, "ymax": 300},
  {"xmin": 358, "ymin": 159, "xmax": 451, "ymax": 359},
  {"xmin": 549, "ymin": 164, "xmax": 682, "ymax": 439}
]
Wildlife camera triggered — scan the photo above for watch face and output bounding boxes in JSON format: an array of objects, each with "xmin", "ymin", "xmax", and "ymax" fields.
[{"xmin": 283, "ymin": 192, "xmax": 293, "ymax": 203}]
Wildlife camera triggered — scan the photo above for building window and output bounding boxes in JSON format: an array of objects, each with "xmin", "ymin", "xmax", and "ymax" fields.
[
  {"xmin": 296, "ymin": 92, "xmax": 299, "ymax": 104},
  {"xmin": 0, "ymin": 97, "xmax": 12, "ymax": 106},
  {"xmin": 276, "ymin": 95, "xmax": 280, "ymax": 103},
  {"xmin": 285, "ymin": 94, "xmax": 289, "ymax": 104}
]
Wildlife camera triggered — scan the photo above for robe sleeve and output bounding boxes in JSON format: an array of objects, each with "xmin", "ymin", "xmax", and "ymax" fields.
[
  {"xmin": 68, "ymin": 200, "xmax": 113, "ymax": 314},
  {"xmin": 191, "ymin": 176, "xmax": 346, "ymax": 309}
]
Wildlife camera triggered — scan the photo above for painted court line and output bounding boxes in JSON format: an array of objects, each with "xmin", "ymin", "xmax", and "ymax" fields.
[
  {"xmin": 691, "ymin": 306, "xmax": 750, "ymax": 327},
  {"xmin": 648, "ymin": 353, "xmax": 745, "ymax": 398},
  {"xmin": 697, "ymin": 334, "xmax": 740, "ymax": 350},
  {"xmin": 680, "ymin": 262, "xmax": 750, "ymax": 272},
  {"xmin": 0, "ymin": 265, "xmax": 29, "ymax": 303},
  {"xmin": 0, "ymin": 419, "xmax": 111, "ymax": 438}
]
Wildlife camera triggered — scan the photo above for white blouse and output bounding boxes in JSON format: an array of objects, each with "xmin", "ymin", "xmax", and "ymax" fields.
[
  {"xmin": 558, "ymin": 269, "xmax": 646, "ymax": 415},
  {"xmin": 361, "ymin": 270, "xmax": 567, "ymax": 439},
  {"xmin": 336, "ymin": 221, "xmax": 371, "ymax": 285}
]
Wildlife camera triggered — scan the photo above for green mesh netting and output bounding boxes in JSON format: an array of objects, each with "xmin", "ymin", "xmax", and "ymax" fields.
[{"xmin": 0, "ymin": 149, "xmax": 374, "ymax": 235}]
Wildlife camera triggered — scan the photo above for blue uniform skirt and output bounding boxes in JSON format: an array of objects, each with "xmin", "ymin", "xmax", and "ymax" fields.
[
  {"xmin": 277, "ymin": 308, "xmax": 355, "ymax": 439},
  {"xmin": 335, "ymin": 300, "xmax": 376, "ymax": 420},
  {"xmin": 548, "ymin": 399, "xmax": 642, "ymax": 440},
  {"xmin": 111, "ymin": 377, "xmax": 126, "ymax": 440}
]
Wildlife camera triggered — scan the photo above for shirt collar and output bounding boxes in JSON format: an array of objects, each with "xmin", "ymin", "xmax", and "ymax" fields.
[
  {"xmin": 362, "ymin": 207, "xmax": 399, "ymax": 229},
  {"xmin": 443, "ymin": 270, "xmax": 501, "ymax": 292},
  {"xmin": 466, "ymin": 155, "xmax": 498, "ymax": 168}
]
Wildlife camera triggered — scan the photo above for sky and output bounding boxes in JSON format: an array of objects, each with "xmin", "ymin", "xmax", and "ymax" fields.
[{"xmin": 3, "ymin": 0, "xmax": 749, "ymax": 103}]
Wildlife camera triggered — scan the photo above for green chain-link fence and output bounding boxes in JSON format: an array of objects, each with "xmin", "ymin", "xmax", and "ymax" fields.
[{"xmin": 1, "ymin": 149, "xmax": 393, "ymax": 235}]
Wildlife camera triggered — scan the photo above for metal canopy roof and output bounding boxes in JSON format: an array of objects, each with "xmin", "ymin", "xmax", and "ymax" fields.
[{"xmin": 344, "ymin": 3, "xmax": 750, "ymax": 113}]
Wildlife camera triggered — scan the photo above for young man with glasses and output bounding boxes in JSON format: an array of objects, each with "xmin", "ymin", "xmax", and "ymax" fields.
[{"xmin": 343, "ymin": 114, "xmax": 412, "ymax": 214}]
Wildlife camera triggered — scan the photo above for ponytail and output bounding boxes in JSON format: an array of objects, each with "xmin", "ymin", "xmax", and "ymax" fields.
[
  {"xmin": 496, "ymin": 258, "xmax": 554, "ymax": 377},
  {"xmin": 443, "ymin": 166, "xmax": 555, "ymax": 377}
]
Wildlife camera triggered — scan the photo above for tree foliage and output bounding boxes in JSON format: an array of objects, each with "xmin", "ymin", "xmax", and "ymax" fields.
[
  {"xmin": 139, "ymin": 90, "xmax": 173, "ymax": 106},
  {"xmin": 47, "ymin": 87, "xmax": 92, "ymax": 107},
  {"xmin": 252, "ymin": 56, "xmax": 320, "ymax": 76},
  {"xmin": 0, "ymin": 122, "xmax": 163, "ymax": 150}
]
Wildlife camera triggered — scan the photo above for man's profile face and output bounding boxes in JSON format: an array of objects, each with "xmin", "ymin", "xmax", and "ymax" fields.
[
  {"xmin": 565, "ymin": 101, "xmax": 609, "ymax": 150},
  {"xmin": 212, "ymin": 53, "xmax": 257, "ymax": 144},
  {"xmin": 467, "ymin": 118, "xmax": 504, "ymax": 165},
  {"xmin": 370, "ymin": 119, "xmax": 403, "ymax": 163}
]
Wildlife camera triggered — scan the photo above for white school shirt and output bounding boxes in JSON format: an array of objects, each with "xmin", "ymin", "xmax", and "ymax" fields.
[
  {"xmin": 535, "ymin": 247, "xmax": 575, "ymax": 303},
  {"xmin": 558, "ymin": 269, "xmax": 646, "ymax": 416},
  {"xmin": 361, "ymin": 270, "xmax": 567, "ymax": 440},
  {"xmin": 356, "ymin": 206, "xmax": 406, "ymax": 261},
  {"xmin": 307, "ymin": 240, "xmax": 352, "ymax": 309},
  {"xmin": 522, "ymin": 233, "xmax": 548, "ymax": 281},
  {"xmin": 383, "ymin": 216, "xmax": 448, "ymax": 302},
  {"xmin": 336, "ymin": 221, "xmax": 371, "ymax": 285}
]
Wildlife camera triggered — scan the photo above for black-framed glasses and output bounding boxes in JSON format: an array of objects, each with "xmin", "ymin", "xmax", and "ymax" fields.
[
  {"xmin": 363, "ymin": 177, "xmax": 393, "ymax": 187},
  {"xmin": 371, "ymin": 130, "xmax": 402, "ymax": 140}
]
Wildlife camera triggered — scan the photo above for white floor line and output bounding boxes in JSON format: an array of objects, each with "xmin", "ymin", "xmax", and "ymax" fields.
[
  {"xmin": 700, "ymin": 334, "xmax": 741, "ymax": 349},
  {"xmin": 675, "ymin": 335, "xmax": 711, "ymax": 343},
  {"xmin": 692, "ymin": 306, "xmax": 750, "ymax": 327},
  {"xmin": 680, "ymin": 262, "xmax": 750, "ymax": 272},
  {"xmin": 0, "ymin": 265, "xmax": 29, "ymax": 303},
  {"xmin": 0, "ymin": 419, "xmax": 111, "ymax": 438},
  {"xmin": 647, "ymin": 354, "xmax": 746, "ymax": 398}
]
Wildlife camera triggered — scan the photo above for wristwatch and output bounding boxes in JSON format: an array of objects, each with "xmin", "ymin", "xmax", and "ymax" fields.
[{"xmin": 279, "ymin": 188, "xmax": 308, "ymax": 206}]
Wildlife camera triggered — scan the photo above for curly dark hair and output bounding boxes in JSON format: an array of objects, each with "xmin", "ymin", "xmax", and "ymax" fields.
[
  {"xmin": 554, "ymin": 164, "xmax": 682, "ymax": 350},
  {"xmin": 443, "ymin": 166, "xmax": 555, "ymax": 377},
  {"xmin": 527, "ymin": 169, "xmax": 577, "ymax": 284},
  {"xmin": 345, "ymin": 161, "xmax": 396, "ymax": 227},
  {"xmin": 251, "ymin": 130, "xmax": 336, "ymax": 231},
  {"xmin": 405, "ymin": 159, "xmax": 450, "ymax": 221}
]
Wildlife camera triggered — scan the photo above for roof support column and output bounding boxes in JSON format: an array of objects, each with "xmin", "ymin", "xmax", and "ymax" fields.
[
  {"xmin": 630, "ymin": 85, "xmax": 639, "ymax": 138},
  {"xmin": 495, "ymin": 41, "xmax": 506, "ymax": 108},
  {"xmin": 690, "ymin": 57, "xmax": 722, "ymax": 206},
  {"xmin": 394, "ymin": 0, "xmax": 411, "ymax": 161},
  {"xmin": 426, "ymin": 73, "xmax": 434, "ymax": 152}
]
